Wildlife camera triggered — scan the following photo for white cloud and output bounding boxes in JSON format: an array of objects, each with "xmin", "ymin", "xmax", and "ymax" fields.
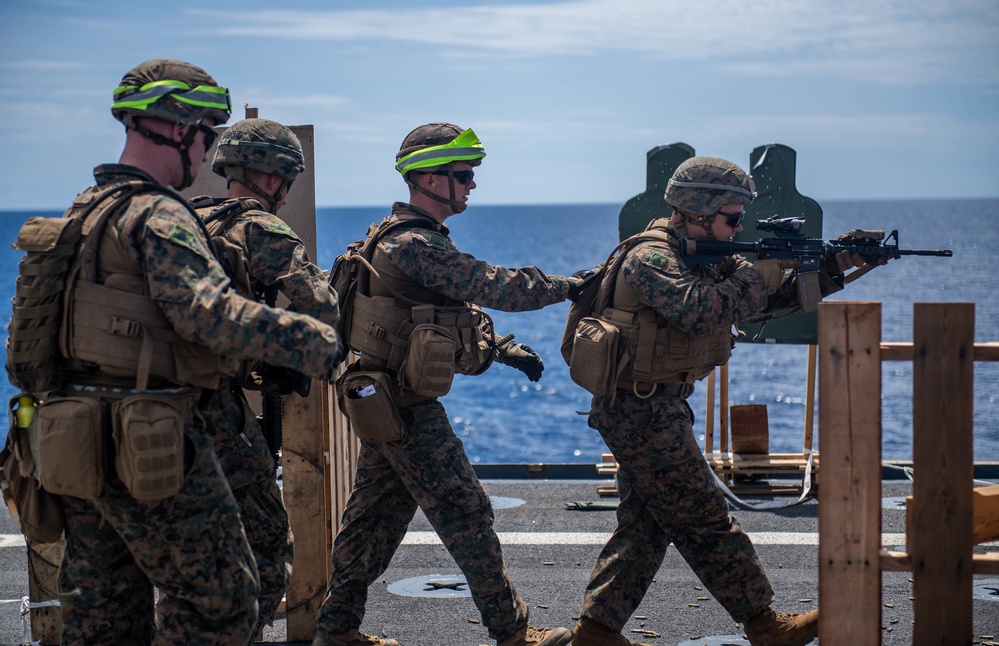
[
  {"xmin": 243, "ymin": 94, "xmax": 349, "ymax": 109},
  {"xmin": 189, "ymin": 0, "xmax": 999, "ymax": 85},
  {"xmin": 0, "ymin": 60, "xmax": 89, "ymax": 71}
]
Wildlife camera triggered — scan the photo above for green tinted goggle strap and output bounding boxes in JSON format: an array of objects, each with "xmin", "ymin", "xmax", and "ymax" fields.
[
  {"xmin": 395, "ymin": 128, "xmax": 486, "ymax": 175},
  {"xmin": 112, "ymin": 79, "xmax": 232, "ymax": 114}
]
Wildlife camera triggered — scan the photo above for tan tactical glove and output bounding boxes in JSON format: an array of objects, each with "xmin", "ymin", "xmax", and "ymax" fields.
[
  {"xmin": 753, "ymin": 258, "xmax": 801, "ymax": 294},
  {"xmin": 832, "ymin": 250, "xmax": 867, "ymax": 272}
]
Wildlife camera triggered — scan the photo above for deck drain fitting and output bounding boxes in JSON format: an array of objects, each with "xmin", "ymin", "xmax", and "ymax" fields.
[
  {"xmin": 489, "ymin": 496, "xmax": 526, "ymax": 510},
  {"xmin": 972, "ymin": 578, "xmax": 999, "ymax": 602},
  {"xmin": 881, "ymin": 496, "xmax": 908, "ymax": 510},
  {"xmin": 387, "ymin": 574, "xmax": 472, "ymax": 598},
  {"xmin": 678, "ymin": 636, "xmax": 749, "ymax": 646}
]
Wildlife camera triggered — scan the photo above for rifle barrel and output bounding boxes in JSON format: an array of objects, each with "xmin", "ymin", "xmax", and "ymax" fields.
[{"xmin": 897, "ymin": 249, "xmax": 953, "ymax": 257}]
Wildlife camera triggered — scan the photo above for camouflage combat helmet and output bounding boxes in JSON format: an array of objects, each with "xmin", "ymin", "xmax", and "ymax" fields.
[
  {"xmin": 395, "ymin": 122, "xmax": 485, "ymax": 214},
  {"xmin": 111, "ymin": 59, "xmax": 231, "ymax": 129},
  {"xmin": 665, "ymin": 156, "xmax": 757, "ymax": 216},
  {"xmin": 212, "ymin": 119, "xmax": 305, "ymax": 181},
  {"xmin": 110, "ymin": 59, "xmax": 231, "ymax": 190}
]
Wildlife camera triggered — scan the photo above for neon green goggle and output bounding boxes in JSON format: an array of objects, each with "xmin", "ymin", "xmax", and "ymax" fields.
[
  {"xmin": 112, "ymin": 79, "xmax": 232, "ymax": 115},
  {"xmin": 395, "ymin": 128, "xmax": 486, "ymax": 175}
]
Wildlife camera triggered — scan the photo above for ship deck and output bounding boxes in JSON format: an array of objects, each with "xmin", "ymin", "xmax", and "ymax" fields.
[{"xmin": 2, "ymin": 471, "xmax": 998, "ymax": 645}]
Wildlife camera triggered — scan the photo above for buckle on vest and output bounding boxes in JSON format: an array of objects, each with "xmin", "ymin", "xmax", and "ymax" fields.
[
  {"xmin": 365, "ymin": 322, "xmax": 386, "ymax": 340},
  {"xmin": 107, "ymin": 317, "xmax": 140, "ymax": 337}
]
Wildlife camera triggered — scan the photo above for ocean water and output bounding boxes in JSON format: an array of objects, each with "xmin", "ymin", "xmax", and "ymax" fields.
[{"xmin": 1, "ymin": 199, "xmax": 997, "ymax": 463}]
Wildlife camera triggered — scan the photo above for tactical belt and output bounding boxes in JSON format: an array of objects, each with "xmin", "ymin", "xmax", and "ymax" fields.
[{"xmin": 618, "ymin": 382, "xmax": 693, "ymax": 399}]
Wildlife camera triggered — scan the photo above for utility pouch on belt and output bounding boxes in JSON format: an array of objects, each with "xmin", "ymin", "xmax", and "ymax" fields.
[
  {"xmin": 112, "ymin": 394, "xmax": 190, "ymax": 502},
  {"xmin": 569, "ymin": 317, "xmax": 626, "ymax": 398},
  {"xmin": 1, "ymin": 395, "xmax": 65, "ymax": 542},
  {"xmin": 335, "ymin": 370, "xmax": 406, "ymax": 443},
  {"xmin": 403, "ymin": 323, "xmax": 456, "ymax": 398},
  {"xmin": 35, "ymin": 396, "xmax": 107, "ymax": 500}
]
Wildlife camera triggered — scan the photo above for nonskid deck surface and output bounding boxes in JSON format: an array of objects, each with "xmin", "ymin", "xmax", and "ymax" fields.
[{"xmin": 2, "ymin": 479, "xmax": 998, "ymax": 645}]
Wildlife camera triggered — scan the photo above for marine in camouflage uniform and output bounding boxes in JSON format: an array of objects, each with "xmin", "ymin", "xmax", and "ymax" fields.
[
  {"xmin": 193, "ymin": 118, "xmax": 340, "ymax": 634},
  {"xmin": 571, "ymin": 157, "xmax": 869, "ymax": 646},
  {"xmin": 52, "ymin": 60, "xmax": 343, "ymax": 646},
  {"xmin": 312, "ymin": 124, "xmax": 593, "ymax": 646}
]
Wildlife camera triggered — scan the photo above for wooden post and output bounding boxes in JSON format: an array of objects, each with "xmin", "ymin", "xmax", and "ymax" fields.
[
  {"xmin": 27, "ymin": 540, "xmax": 63, "ymax": 644},
  {"xmin": 803, "ymin": 344, "xmax": 816, "ymax": 452},
  {"xmin": 910, "ymin": 303, "xmax": 974, "ymax": 644},
  {"xmin": 818, "ymin": 302, "xmax": 882, "ymax": 645},
  {"xmin": 719, "ymin": 362, "xmax": 729, "ymax": 453},
  {"xmin": 705, "ymin": 369, "xmax": 716, "ymax": 453}
]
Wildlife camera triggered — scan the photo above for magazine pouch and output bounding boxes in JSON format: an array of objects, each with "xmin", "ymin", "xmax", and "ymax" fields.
[
  {"xmin": 335, "ymin": 370, "xmax": 406, "ymax": 443},
  {"xmin": 36, "ymin": 395, "xmax": 107, "ymax": 500},
  {"xmin": 569, "ymin": 317, "xmax": 623, "ymax": 398},
  {"xmin": 112, "ymin": 393, "xmax": 190, "ymax": 502},
  {"xmin": 403, "ymin": 324, "xmax": 456, "ymax": 398},
  {"xmin": 1, "ymin": 395, "xmax": 65, "ymax": 542}
]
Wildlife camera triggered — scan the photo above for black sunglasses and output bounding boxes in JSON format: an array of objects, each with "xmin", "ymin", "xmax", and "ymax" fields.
[
  {"xmin": 432, "ymin": 170, "xmax": 475, "ymax": 186},
  {"xmin": 198, "ymin": 124, "xmax": 219, "ymax": 149},
  {"xmin": 719, "ymin": 210, "xmax": 746, "ymax": 228}
]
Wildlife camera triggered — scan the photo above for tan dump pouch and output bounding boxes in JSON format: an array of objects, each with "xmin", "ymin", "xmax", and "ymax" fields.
[
  {"xmin": 68, "ymin": 280, "xmax": 234, "ymax": 390},
  {"xmin": 569, "ymin": 317, "xmax": 624, "ymax": 398},
  {"xmin": 112, "ymin": 393, "xmax": 191, "ymax": 502},
  {"xmin": 403, "ymin": 324, "xmax": 456, "ymax": 398},
  {"xmin": 335, "ymin": 370, "xmax": 406, "ymax": 443},
  {"xmin": 1, "ymin": 395, "xmax": 65, "ymax": 542},
  {"xmin": 35, "ymin": 396, "xmax": 107, "ymax": 500}
]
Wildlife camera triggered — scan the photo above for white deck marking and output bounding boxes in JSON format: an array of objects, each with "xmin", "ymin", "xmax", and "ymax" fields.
[{"xmin": 399, "ymin": 531, "xmax": 910, "ymax": 546}]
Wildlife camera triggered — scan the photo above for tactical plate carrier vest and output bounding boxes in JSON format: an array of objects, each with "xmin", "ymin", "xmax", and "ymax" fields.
[
  {"xmin": 338, "ymin": 210, "xmax": 494, "ymax": 392},
  {"xmin": 7, "ymin": 180, "xmax": 237, "ymax": 393},
  {"xmin": 562, "ymin": 220, "xmax": 734, "ymax": 398}
]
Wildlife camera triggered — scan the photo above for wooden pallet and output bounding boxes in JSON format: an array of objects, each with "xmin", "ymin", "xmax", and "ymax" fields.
[{"xmin": 596, "ymin": 451, "xmax": 818, "ymax": 497}]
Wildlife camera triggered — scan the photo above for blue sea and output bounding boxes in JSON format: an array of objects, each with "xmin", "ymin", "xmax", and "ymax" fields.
[{"xmin": 1, "ymin": 199, "xmax": 997, "ymax": 463}]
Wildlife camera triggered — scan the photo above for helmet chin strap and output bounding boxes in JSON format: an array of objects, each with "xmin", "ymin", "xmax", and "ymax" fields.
[
  {"xmin": 128, "ymin": 119, "xmax": 199, "ymax": 189},
  {"xmin": 410, "ymin": 170, "xmax": 466, "ymax": 215},
  {"xmin": 681, "ymin": 211, "xmax": 716, "ymax": 241},
  {"xmin": 226, "ymin": 169, "xmax": 288, "ymax": 214}
]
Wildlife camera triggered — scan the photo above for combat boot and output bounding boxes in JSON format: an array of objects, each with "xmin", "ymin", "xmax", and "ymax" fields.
[
  {"xmin": 498, "ymin": 625, "xmax": 573, "ymax": 646},
  {"xmin": 312, "ymin": 626, "xmax": 399, "ymax": 646},
  {"xmin": 570, "ymin": 617, "xmax": 651, "ymax": 646},
  {"xmin": 743, "ymin": 608, "xmax": 818, "ymax": 646}
]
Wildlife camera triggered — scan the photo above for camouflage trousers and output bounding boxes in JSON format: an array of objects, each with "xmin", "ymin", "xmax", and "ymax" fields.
[
  {"xmin": 202, "ymin": 380, "xmax": 293, "ymax": 631},
  {"xmin": 581, "ymin": 389, "xmax": 774, "ymax": 628},
  {"xmin": 315, "ymin": 398, "xmax": 529, "ymax": 641},
  {"xmin": 58, "ymin": 422, "xmax": 259, "ymax": 646}
]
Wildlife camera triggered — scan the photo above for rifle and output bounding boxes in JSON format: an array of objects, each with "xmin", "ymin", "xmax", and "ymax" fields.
[
  {"xmin": 255, "ymin": 285, "xmax": 313, "ymax": 463},
  {"xmin": 680, "ymin": 216, "xmax": 953, "ymax": 311}
]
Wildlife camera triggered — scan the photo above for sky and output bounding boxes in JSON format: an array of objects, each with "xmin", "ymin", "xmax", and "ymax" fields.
[{"xmin": 1, "ymin": 0, "xmax": 997, "ymax": 210}]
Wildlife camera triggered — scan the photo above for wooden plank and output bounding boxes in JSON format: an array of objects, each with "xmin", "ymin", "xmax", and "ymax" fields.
[
  {"xmin": 973, "ymin": 485, "xmax": 999, "ymax": 544},
  {"xmin": 973, "ymin": 341, "xmax": 999, "ymax": 361},
  {"xmin": 973, "ymin": 552, "xmax": 999, "ymax": 575},
  {"xmin": 910, "ymin": 303, "xmax": 975, "ymax": 645},
  {"xmin": 879, "ymin": 548, "xmax": 912, "ymax": 572},
  {"xmin": 328, "ymin": 363, "xmax": 360, "ymax": 536},
  {"xmin": 817, "ymin": 302, "xmax": 883, "ymax": 645},
  {"xmin": 880, "ymin": 341, "xmax": 999, "ymax": 362},
  {"xmin": 283, "ymin": 383, "xmax": 330, "ymax": 641},
  {"xmin": 879, "ymin": 342, "xmax": 913, "ymax": 361}
]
